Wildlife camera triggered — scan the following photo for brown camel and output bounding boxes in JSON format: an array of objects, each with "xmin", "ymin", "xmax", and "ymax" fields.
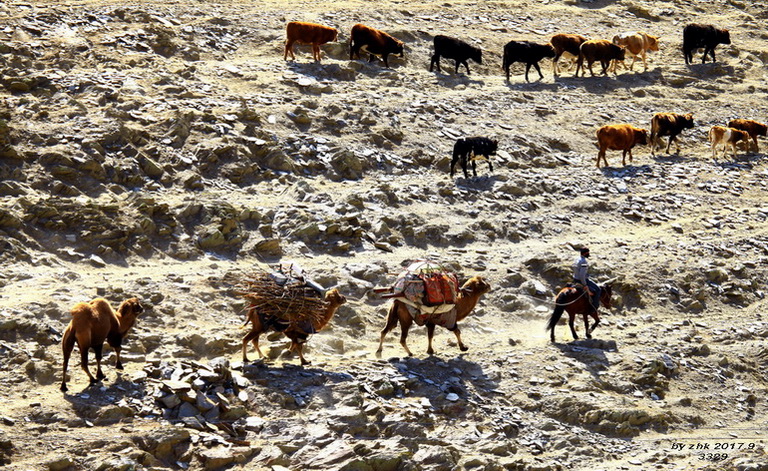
[
  {"xmin": 376, "ymin": 276, "xmax": 491, "ymax": 357},
  {"xmin": 61, "ymin": 297, "xmax": 144, "ymax": 392},
  {"xmin": 242, "ymin": 288, "xmax": 346, "ymax": 365}
]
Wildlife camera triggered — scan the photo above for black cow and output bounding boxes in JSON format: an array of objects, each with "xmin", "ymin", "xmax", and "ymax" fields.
[
  {"xmin": 650, "ymin": 112, "xmax": 695, "ymax": 156},
  {"xmin": 683, "ymin": 23, "xmax": 731, "ymax": 65},
  {"xmin": 430, "ymin": 35, "xmax": 482, "ymax": 75},
  {"xmin": 450, "ymin": 137, "xmax": 498, "ymax": 178},
  {"xmin": 502, "ymin": 40, "xmax": 556, "ymax": 82}
]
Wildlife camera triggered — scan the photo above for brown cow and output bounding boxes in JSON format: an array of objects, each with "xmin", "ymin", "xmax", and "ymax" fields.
[
  {"xmin": 612, "ymin": 31, "xmax": 660, "ymax": 71},
  {"xmin": 284, "ymin": 22, "xmax": 338, "ymax": 62},
  {"xmin": 349, "ymin": 23, "xmax": 404, "ymax": 68},
  {"xmin": 551, "ymin": 33, "xmax": 587, "ymax": 76},
  {"xmin": 709, "ymin": 126, "xmax": 750, "ymax": 159},
  {"xmin": 595, "ymin": 124, "xmax": 648, "ymax": 167},
  {"xmin": 576, "ymin": 39, "xmax": 626, "ymax": 77},
  {"xmin": 650, "ymin": 112, "xmax": 694, "ymax": 156},
  {"xmin": 727, "ymin": 119, "xmax": 767, "ymax": 152}
]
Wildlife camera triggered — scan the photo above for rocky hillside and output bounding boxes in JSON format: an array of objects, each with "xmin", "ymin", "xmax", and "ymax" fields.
[{"xmin": 1, "ymin": 0, "xmax": 768, "ymax": 470}]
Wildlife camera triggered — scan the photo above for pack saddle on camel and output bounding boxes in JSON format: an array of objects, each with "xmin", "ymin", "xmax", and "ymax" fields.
[{"xmin": 375, "ymin": 260, "xmax": 491, "ymax": 357}]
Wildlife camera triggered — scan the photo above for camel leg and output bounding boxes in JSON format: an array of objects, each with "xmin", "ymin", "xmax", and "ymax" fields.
[
  {"xmin": 93, "ymin": 344, "xmax": 106, "ymax": 381},
  {"xmin": 399, "ymin": 316, "xmax": 414, "ymax": 357},
  {"xmin": 452, "ymin": 326, "xmax": 468, "ymax": 352},
  {"xmin": 74, "ymin": 330, "xmax": 98, "ymax": 385},
  {"xmin": 79, "ymin": 346, "xmax": 96, "ymax": 385},
  {"xmin": 242, "ymin": 329, "xmax": 263, "ymax": 362},
  {"xmin": 568, "ymin": 314, "xmax": 579, "ymax": 340},
  {"xmin": 426, "ymin": 323, "xmax": 436, "ymax": 355},
  {"xmin": 252, "ymin": 335, "xmax": 265, "ymax": 360},
  {"xmin": 107, "ymin": 333, "xmax": 124, "ymax": 370},
  {"xmin": 114, "ymin": 346, "xmax": 123, "ymax": 371},
  {"xmin": 376, "ymin": 331, "xmax": 387, "ymax": 358},
  {"xmin": 293, "ymin": 341, "xmax": 310, "ymax": 366},
  {"xmin": 376, "ymin": 303, "xmax": 402, "ymax": 357},
  {"xmin": 61, "ymin": 328, "xmax": 76, "ymax": 392}
]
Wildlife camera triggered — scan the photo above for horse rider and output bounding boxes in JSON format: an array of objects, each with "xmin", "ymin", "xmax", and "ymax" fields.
[{"xmin": 573, "ymin": 247, "xmax": 600, "ymax": 312}]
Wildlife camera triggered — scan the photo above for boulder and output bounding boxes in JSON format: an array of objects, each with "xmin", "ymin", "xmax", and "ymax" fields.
[
  {"xmin": 141, "ymin": 428, "xmax": 191, "ymax": 462},
  {"xmin": 330, "ymin": 150, "xmax": 364, "ymax": 180}
]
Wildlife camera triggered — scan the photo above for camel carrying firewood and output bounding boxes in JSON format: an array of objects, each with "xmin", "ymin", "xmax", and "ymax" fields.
[
  {"xmin": 375, "ymin": 260, "xmax": 491, "ymax": 357},
  {"xmin": 237, "ymin": 264, "xmax": 346, "ymax": 366}
]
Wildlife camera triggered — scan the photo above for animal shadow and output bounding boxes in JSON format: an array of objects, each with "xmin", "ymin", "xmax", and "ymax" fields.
[
  {"xmin": 598, "ymin": 163, "xmax": 652, "ymax": 178},
  {"xmin": 572, "ymin": 76, "xmax": 633, "ymax": 94},
  {"xmin": 650, "ymin": 151, "xmax": 691, "ymax": 165},
  {"xmin": 685, "ymin": 63, "xmax": 736, "ymax": 78},
  {"xmin": 504, "ymin": 78, "xmax": 559, "ymax": 91},
  {"xmin": 713, "ymin": 158, "xmax": 757, "ymax": 170},
  {"xmin": 432, "ymin": 73, "xmax": 485, "ymax": 88},
  {"xmin": 571, "ymin": 0, "xmax": 620, "ymax": 9},
  {"xmin": 62, "ymin": 375, "xmax": 149, "ymax": 421},
  {"xmin": 240, "ymin": 362, "xmax": 354, "ymax": 404},
  {"xmin": 386, "ymin": 355, "xmax": 500, "ymax": 407},
  {"xmin": 554, "ymin": 339, "xmax": 616, "ymax": 378},
  {"xmin": 454, "ymin": 174, "xmax": 500, "ymax": 191}
]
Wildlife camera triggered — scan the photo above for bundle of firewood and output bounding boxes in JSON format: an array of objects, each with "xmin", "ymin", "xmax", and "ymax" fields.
[{"xmin": 235, "ymin": 271, "xmax": 327, "ymax": 327}]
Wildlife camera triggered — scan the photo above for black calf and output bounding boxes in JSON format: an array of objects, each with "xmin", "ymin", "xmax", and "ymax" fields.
[
  {"xmin": 430, "ymin": 35, "xmax": 482, "ymax": 75},
  {"xmin": 450, "ymin": 137, "xmax": 498, "ymax": 178},
  {"xmin": 683, "ymin": 23, "xmax": 730, "ymax": 65},
  {"xmin": 503, "ymin": 40, "xmax": 556, "ymax": 82}
]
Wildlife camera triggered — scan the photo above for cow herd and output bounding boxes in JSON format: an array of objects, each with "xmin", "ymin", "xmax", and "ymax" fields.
[
  {"xmin": 283, "ymin": 20, "xmax": 763, "ymax": 171},
  {"xmin": 595, "ymin": 116, "xmax": 767, "ymax": 168},
  {"xmin": 283, "ymin": 20, "xmax": 729, "ymax": 78}
]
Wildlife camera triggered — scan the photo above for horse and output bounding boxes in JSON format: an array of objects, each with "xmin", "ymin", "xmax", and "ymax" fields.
[
  {"xmin": 546, "ymin": 283, "xmax": 613, "ymax": 342},
  {"xmin": 450, "ymin": 137, "xmax": 498, "ymax": 179}
]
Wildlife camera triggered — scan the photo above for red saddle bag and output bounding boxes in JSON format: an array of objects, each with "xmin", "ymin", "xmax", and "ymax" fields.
[{"xmin": 422, "ymin": 273, "xmax": 459, "ymax": 306}]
